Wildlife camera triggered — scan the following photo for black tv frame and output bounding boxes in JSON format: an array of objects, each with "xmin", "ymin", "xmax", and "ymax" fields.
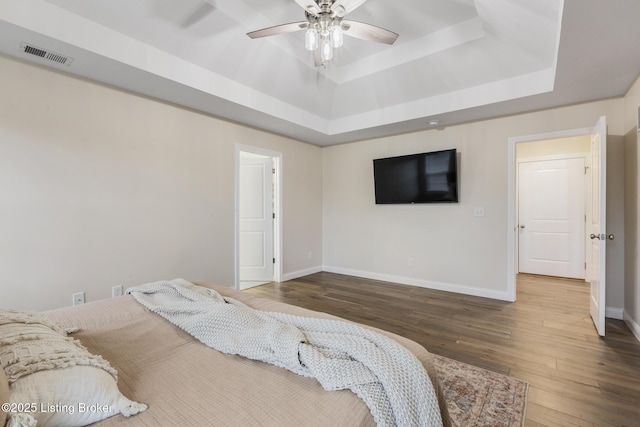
[{"xmin": 373, "ymin": 149, "xmax": 458, "ymax": 204}]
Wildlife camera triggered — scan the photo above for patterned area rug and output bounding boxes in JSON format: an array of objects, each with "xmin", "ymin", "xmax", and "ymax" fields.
[{"xmin": 433, "ymin": 355, "xmax": 528, "ymax": 427}]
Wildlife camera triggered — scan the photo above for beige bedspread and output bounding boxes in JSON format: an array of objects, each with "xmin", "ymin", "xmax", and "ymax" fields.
[{"xmin": 47, "ymin": 283, "xmax": 451, "ymax": 426}]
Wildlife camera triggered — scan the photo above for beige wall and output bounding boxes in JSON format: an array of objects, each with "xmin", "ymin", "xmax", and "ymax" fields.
[
  {"xmin": 323, "ymin": 99, "xmax": 625, "ymax": 303},
  {"xmin": 516, "ymin": 135, "xmax": 590, "ymax": 159},
  {"xmin": 623, "ymin": 75, "xmax": 640, "ymax": 339},
  {"xmin": 0, "ymin": 55, "xmax": 323, "ymax": 311}
]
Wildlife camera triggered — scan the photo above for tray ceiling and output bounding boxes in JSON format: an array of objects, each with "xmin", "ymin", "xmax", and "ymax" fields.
[{"xmin": 0, "ymin": 0, "xmax": 639, "ymax": 145}]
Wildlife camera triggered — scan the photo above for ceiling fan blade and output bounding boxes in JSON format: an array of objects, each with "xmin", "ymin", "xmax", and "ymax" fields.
[
  {"xmin": 182, "ymin": 0, "xmax": 216, "ymax": 27},
  {"xmin": 331, "ymin": 0, "xmax": 368, "ymax": 17},
  {"xmin": 247, "ymin": 22, "xmax": 309, "ymax": 39},
  {"xmin": 341, "ymin": 20, "xmax": 398, "ymax": 45},
  {"xmin": 294, "ymin": 0, "xmax": 321, "ymax": 16}
]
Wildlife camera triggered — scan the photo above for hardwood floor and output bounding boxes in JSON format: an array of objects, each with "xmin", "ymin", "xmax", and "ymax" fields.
[{"xmin": 246, "ymin": 272, "xmax": 640, "ymax": 427}]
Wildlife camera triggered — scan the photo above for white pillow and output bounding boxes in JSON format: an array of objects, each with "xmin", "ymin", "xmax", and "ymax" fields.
[
  {"xmin": 8, "ymin": 366, "xmax": 146, "ymax": 427},
  {"xmin": 0, "ymin": 309, "xmax": 146, "ymax": 427}
]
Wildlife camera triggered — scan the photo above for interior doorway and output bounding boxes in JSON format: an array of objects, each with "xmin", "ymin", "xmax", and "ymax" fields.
[
  {"xmin": 235, "ymin": 145, "xmax": 282, "ymax": 290},
  {"xmin": 507, "ymin": 117, "xmax": 608, "ymax": 336}
]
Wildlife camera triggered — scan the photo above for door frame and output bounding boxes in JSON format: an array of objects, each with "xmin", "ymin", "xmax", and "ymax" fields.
[
  {"xmin": 234, "ymin": 144, "xmax": 282, "ymax": 290},
  {"xmin": 516, "ymin": 153, "xmax": 589, "ymax": 279},
  {"xmin": 507, "ymin": 126, "xmax": 593, "ymax": 301}
]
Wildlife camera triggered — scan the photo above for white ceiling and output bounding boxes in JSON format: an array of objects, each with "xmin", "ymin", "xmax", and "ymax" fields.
[{"xmin": 0, "ymin": 0, "xmax": 639, "ymax": 146}]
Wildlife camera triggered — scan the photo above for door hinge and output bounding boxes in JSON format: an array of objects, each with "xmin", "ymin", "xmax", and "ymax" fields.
[
  {"xmin": 273, "ymin": 213, "xmax": 275, "ymax": 219},
  {"xmin": 585, "ymin": 262, "xmax": 587, "ymax": 270},
  {"xmin": 273, "ymin": 258, "xmax": 276, "ymax": 264},
  {"xmin": 272, "ymin": 168, "xmax": 276, "ymax": 174},
  {"xmin": 584, "ymin": 166, "xmax": 589, "ymax": 174}
]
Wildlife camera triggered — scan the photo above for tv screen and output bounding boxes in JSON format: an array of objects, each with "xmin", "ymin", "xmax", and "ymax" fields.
[{"xmin": 373, "ymin": 149, "xmax": 458, "ymax": 204}]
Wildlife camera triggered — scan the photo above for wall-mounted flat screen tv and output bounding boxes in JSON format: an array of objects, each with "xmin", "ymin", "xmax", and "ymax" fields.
[{"xmin": 373, "ymin": 149, "xmax": 458, "ymax": 204}]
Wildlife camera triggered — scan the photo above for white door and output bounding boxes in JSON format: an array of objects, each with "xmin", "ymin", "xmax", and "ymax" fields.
[
  {"xmin": 239, "ymin": 155, "xmax": 273, "ymax": 288},
  {"xmin": 588, "ymin": 116, "xmax": 607, "ymax": 336},
  {"xmin": 518, "ymin": 157, "xmax": 586, "ymax": 279}
]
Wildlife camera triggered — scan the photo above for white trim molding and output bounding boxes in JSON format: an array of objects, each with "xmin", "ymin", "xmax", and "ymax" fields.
[
  {"xmin": 605, "ymin": 307, "xmax": 624, "ymax": 320},
  {"xmin": 322, "ymin": 265, "xmax": 513, "ymax": 301},
  {"xmin": 624, "ymin": 312, "xmax": 640, "ymax": 343},
  {"xmin": 281, "ymin": 266, "xmax": 323, "ymax": 282}
]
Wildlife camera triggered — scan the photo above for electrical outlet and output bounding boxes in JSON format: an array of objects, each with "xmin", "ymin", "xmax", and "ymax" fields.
[
  {"xmin": 308, "ymin": 251, "xmax": 313, "ymax": 260},
  {"xmin": 112, "ymin": 285, "xmax": 123, "ymax": 298},
  {"xmin": 473, "ymin": 207, "xmax": 485, "ymax": 217},
  {"xmin": 408, "ymin": 258, "xmax": 415, "ymax": 267},
  {"xmin": 72, "ymin": 292, "xmax": 85, "ymax": 306}
]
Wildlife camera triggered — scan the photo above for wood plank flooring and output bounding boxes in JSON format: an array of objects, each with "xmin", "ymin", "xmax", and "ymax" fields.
[{"xmin": 245, "ymin": 272, "xmax": 640, "ymax": 427}]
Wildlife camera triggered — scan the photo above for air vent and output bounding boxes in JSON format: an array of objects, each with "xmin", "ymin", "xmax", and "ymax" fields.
[{"xmin": 20, "ymin": 43, "xmax": 74, "ymax": 66}]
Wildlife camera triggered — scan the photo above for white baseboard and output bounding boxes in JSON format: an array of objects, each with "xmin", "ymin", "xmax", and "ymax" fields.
[
  {"xmin": 605, "ymin": 307, "xmax": 624, "ymax": 320},
  {"xmin": 322, "ymin": 265, "xmax": 513, "ymax": 301},
  {"xmin": 239, "ymin": 280, "xmax": 269, "ymax": 290},
  {"xmin": 281, "ymin": 266, "xmax": 322, "ymax": 282},
  {"xmin": 624, "ymin": 312, "xmax": 640, "ymax": 343}
]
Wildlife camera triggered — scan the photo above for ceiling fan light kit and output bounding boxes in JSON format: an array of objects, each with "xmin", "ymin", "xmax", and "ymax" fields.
[
  {"xmin": 304, "ymin": 10, "xmax": 344, "ymax": 62},
  {"xmin": 247, "ymin": 0, "xmax": 398, "ymax": 66}
]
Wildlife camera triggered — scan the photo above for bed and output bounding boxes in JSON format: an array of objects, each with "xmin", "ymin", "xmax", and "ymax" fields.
[{"xmin": 1, "ymin": 281, "xmax": 451, "ymax": 427}]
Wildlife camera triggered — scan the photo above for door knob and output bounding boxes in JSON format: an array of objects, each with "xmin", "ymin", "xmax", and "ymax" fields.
[
  {"xmin": 519, "ymin": 224, "xmax": 525, "ymax": 229},
  {"xmin": 590, "ymin": 233, "xmax": 614, "ymax": 240}
]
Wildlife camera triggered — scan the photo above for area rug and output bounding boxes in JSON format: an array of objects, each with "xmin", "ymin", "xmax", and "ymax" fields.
[{"xmin": 433, "ymin": 355, "xmax": 528, "ymax": 427}]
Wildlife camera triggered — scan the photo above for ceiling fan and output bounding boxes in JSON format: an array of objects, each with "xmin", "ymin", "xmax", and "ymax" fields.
[{"xmin": 247, "ymin": 0, "xmax": 399, "ymax": 66}]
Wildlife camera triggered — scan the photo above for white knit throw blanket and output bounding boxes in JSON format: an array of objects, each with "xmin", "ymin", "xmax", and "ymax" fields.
[{"xmin": 127, "ymin": 279, "xmax": 443, "ymax": 427}]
